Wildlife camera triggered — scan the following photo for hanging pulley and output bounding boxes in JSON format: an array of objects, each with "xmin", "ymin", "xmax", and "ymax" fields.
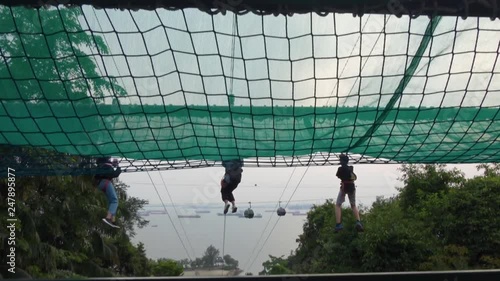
[
  {"xmin": 277, "ymin": 201, "xmax": 286, "ymax": 217},
  {"xmin": 244, "ymin": 201, "xmax": 254, "ymax": 219}
]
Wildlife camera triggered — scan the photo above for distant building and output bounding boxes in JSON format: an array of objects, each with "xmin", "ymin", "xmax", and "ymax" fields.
[{"xmin": 215, "ymin": 256, "xmax": 224, "ymax": 267}]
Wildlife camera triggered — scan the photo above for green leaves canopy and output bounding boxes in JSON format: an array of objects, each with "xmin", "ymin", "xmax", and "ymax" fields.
[{"xmin": 260, "ymin": 164, "xmax": 500, "ymax": 274}]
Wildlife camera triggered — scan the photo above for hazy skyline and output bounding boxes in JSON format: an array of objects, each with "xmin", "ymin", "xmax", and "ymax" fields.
[
  {"xmin": 125, "ymin": 162, "xmax": 486, "ymax": 274},
  {"xmin": 121, "ymin": 163, "xmax": 484, "ymax": 209}
]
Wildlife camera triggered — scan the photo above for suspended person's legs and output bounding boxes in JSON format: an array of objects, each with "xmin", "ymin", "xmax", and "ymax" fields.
[
  {"xmin": 221, "ymin": 185, "xmax": 232, "ymax": 214},
  {"xmin": 221, "ymin": 179, "xmax": 231, "ymax": 214},
  {"xmin": 347, "ymin": 190, "xmax": 363, "ymax": 232},
  {"xmin": 334, "ymin": 186, "xmax": 345, "ymax": 232},
  {"xmin": 223, "ymin": 198, "xmax": 231, "ymax": 214},
  {"xmin": 221, "ymin": 184, "xmax": 238, "ymax": 214},
  {"xmin": 105, "ymin": 182, "xmax": 119, "ymax": 221},
  {"xmin": 98, "ymin": 180, "xmax": 119, "ymax": 227},
  {"xmin": 228, "ymin": 185, "xmax": 237, "ymax": 213}
]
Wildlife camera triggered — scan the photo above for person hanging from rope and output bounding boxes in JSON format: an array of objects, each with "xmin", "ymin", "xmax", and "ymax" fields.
[
  {"xmin": 94, "ymin": 157, "xmax": 122, "ymax": 228},
  {"xmin": 334, "ymin": 154, "xmax": 364, "ymax": 232},
  {"xmin": 220, "ymin": 159, "xmax": 243, "ymax": 214}
]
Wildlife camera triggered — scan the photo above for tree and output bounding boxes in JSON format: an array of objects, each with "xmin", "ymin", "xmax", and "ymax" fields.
[
  {"xmin": 0, "ymin": 147, "xmax": 149, "ymax": 278},
  {"xmin": 190, "ymin": 258, "xmax": 203, "ymax": 269},
  {"xmin": 269, "ymin": 163, "xmax": 500, "ymax": 274},
  {"xmin": 0, "ymin": 6, "xmax": 126, "ymax": 102},
  {"xmin": 132, "ymin": 243, "xmax": 152, "ymax": 276},
  {"xmin": 397, "ymin": 164, "xmax": 465, "ymax": 211},
  {"xmin": 415, "ymin": 165, "xmax": 500, "ymax": 268},
  {"xmin": 182, "ymin": 246, "xmax": 240, "ymax": 271},
  {"xmin": 223, "ymin": 254, "xmax": 238, "ymax": 270},
  {"xmin": 357, "ymin": 197, "xmax": 434, "ymax": 272},
  {"xmin": 419, "ymin": 245, "xmax": 469, "ymax": 271},
  {"xmin": 259, "ymin": 163, "xmax": 500, "ymax": 274},
  {"xmin": 151, "ymin": 259, "xmax": 183, "ymax": 276},
  {"xmin": 111, "ymin": 238, "xmax": 152, "ymax": 276},
  {"xmin": 259, "ymin": 255, "xmax": 292, "ymax": 275},
  {"xmin": 476, "ymin": 163, "xmax": 500, "ymax": 177},
  {"xmin": 0, "ymin": 5, "xmax": 135, "ymax": 276},
  {"xmin": 287, "ymin": 199, "xmax": 363, "ymax": 274},
  {"xmin": 201, "ymin": 245, "xmax": 219, "ymax": 268},
  {"xmin": 177, "ymin": 258, "xmax": 191, "ymax": 269},
  {"xmin": 112, "ymin": 181, "xmax": 149, "ymax": 236}
]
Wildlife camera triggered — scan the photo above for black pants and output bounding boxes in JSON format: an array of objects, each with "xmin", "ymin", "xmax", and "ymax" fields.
[{"xmin": 221, "ymin": 183, "xmax": 238, "ymax": 202}]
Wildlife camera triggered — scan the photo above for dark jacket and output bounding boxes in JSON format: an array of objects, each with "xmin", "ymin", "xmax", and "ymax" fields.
[
  {"xmin": 95, "ymin": 163, "xmax": 122, "ymax": 181},
  {"xmin": 224, "ymin": 167, "xmax": 243, "ymax": 185},
  {"xmin": 336, "ymin": 165, "xmax": 354, "ymax": 182}
]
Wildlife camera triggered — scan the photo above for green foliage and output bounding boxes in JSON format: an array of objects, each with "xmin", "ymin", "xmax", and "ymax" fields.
[
  {"xmin": 358, "ymin": 198, "xmax": 433, "ymax": 272},
  {"xmin": 0, "ymin": 4, "xmax": 163, "ymax": 278},
  {"xmin": 259, "ymin": 255, "xmax": 292, "ymax": 275},
  {"xmin": 397, "ymin": 164, "xmax": 465, "ymax": 211},
  {"xmin": 0, "ymin": 5, "xmax": 127, "ymax": 102},
  {"xmin": 419, "ymin": 245, "xmax": 469, "ymax": 270},
  {"xmin": 201, "ymin": 245, "xmax": 220, "ymax": 268},
  {"xmin": 223, "ymin": 254, "xmax": 239, "ymax": 270},
  {"xmin": 179, "ymin": 245, "xmax": 240, "ymax": 272},
  {"xmin": 288, "ymin": 199, "xmax": 370, "ymax": 274},
  {"xmin": 476, "ymin": 163, "xmax": 500, "ymax": 177},
  {"xmin": 150, "ymin": 259, "xmax": 183, "ymax": 276},
  {"xmin": 0, "ymin": 148, "xmax": 150, "ymax": 278},
  {"xmin": 416, "ymin": 169, "xmax": 500, "ymax": 267},
  {"xmin": 190, "ymin": 258, "xmax": 203, "ymax": 269},
  {"xmin": 177, "ymin": 258, "xmax": 191, "ymax": 269},
  {"xmin": 261, "ymin": 164, "xmax": 500, "ymax": 274},
  {"xmin": 133, "ymin": 243, "xmax": 152, "ymax": 276}
]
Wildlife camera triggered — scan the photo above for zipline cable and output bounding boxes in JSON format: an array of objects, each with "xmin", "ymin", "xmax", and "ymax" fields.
[
  {"xmin": 246, "ymin": 159, "xmax": 313, "ymax": 272},
  {"xmin": 145, "ymin": 170, "xmax": 193, "ymax": 261},
  {"xmin": 158, "ymin": 171, "xmax": 197, "ymax": 259},
  {"xmin": 241, "ymin": 166, "xmax": 297, "ymax": 271}
]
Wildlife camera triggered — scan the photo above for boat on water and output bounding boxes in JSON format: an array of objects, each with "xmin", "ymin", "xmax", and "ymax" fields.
[
  {"xmin": 151, "ymin": 225, "xmax": 158, "ymax": 227},
  {"xmin": 290, "ymin": 210, "xmax": 308, "ymax": 216},
  {"xmin": 149, "ymin": 210, "xmax": 167, "ymax": 214},
  {"xmin": 195, "ymin": 210, "xmax": 211, "ymax": 213},
  {"xmin": 178, "ymin": 215, "xmax": 201, "ymax": 218},
  {"xmin": 217, "ymin": 213, "xmax": 240, "ymax": 216}
]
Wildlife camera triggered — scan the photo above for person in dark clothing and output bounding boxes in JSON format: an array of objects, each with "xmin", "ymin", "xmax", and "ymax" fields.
[
  {"xmin": 94, "ymin": 157, "xmax": 122, "ymax": 227},
  {"xmin": 334, "ymin": 154, "xmax": 363, "ymax": 232},
  {"xmin": 220, "ymin": 160, "xmax": 243, "ymax": 214}
]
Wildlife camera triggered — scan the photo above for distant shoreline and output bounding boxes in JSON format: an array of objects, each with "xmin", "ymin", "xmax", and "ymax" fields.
[
  {"xmin": 141, "ymin": 203, "xmax": 318, "ymax": 210},
  {"xmin": 182, "ymin": 268, "xmax": 243, "ymax": 276}
]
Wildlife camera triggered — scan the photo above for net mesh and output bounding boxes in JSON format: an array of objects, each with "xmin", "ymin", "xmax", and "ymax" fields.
[{"xmin": 0, "ymin": 5, "xmax": 499, "ymax": 176}]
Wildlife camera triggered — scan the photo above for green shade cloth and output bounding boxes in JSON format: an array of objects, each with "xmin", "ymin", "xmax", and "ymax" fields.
[{"xmin": 0, "ymin": 5, "xmax": 499, "ymax": 176}]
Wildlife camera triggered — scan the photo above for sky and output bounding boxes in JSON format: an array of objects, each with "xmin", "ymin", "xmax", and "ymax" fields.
[
  {"xmin": 80, "ymin": 7, "xmax": 500, "ymax": 108},
  {"xmin": 4, "ymin": 6, "xmax": 496, "ymax": 205},
  {"xmin": 4, "ymin": 7, "xmax": 498, "ymax": 172},
  {"xmin": 120, "ymin": 163, "xmax": 485, "ymax": 209}
]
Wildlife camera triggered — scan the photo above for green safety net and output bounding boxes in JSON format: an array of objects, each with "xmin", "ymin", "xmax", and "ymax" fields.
[{"xmin": 0, "ymin": 5, "xmax": 499, "ymax": 176}]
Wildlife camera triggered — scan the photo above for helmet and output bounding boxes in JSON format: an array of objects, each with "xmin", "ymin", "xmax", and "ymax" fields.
[
  {"xmin": 222, "ymin": 159, "xmax": 243, "ymax": 171},
  {"xmin": 96, "ymin": 157, "xmax": 111, "ymax": 165},
  {"xmin": 339, "ymin": 154, "xmax": 349, "ymax": 165}
]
